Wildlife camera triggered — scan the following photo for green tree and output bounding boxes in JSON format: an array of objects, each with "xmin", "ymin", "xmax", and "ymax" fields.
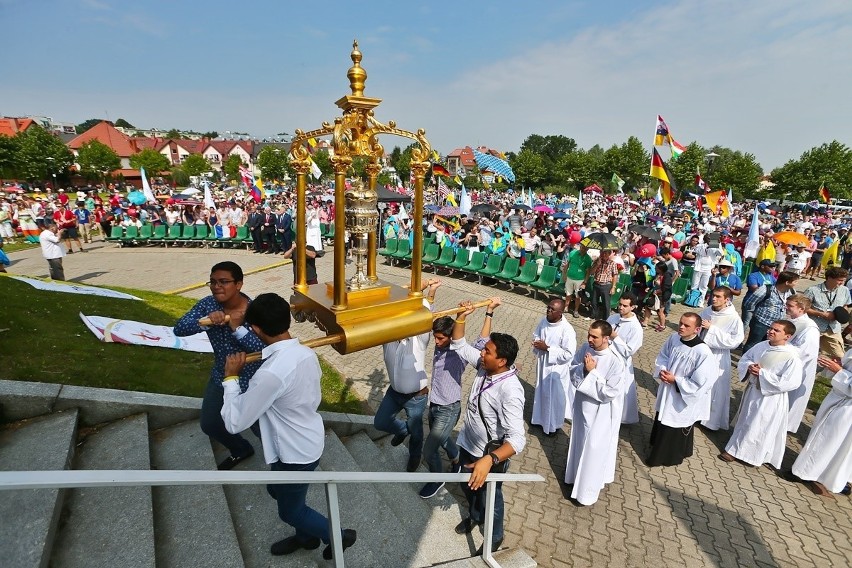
[
  {"xmin": 171, "ymin": 168, "xmax": 191, "ymax": 187},
  {"xmin": 179, "ymin": 154, "xmax": 210, "ymax": 177},
  {"xmin": 256, "ymin": 146, "xmax": 288, "ymax": 181},
  {"xmin": 114, "ymin": 118, "xmax": 135, "ymax": 129},
  {"xmin": 377, "ymin": 171, "xmax": 393, "ymax": 187},
  {"xmin": 15, "ymin": 126, "xmax": 74, "ymax": 182},
  {"xmin": 202, "ymin": 131, "xmax": 219, "ymax": 139},
  {"xmin": 129, "ymin": 148, "xmax": 171, "ymax": 174},
  {"xmin": 76, "ymin": 140, "xmax": 121, "ymax": 181},
  {"xmin": 602, "ymin": 136, "xmax": 650, "ymax": 191},
  {"xmin": 223, "ymin": 154, "xmax": 245, "ymax": 181},
  {"xmin": 165, "ymin": 128, "xmax": 181, "ymax": 139},
  {"xmin": 75, "ymin": 118, "xmax": 104, "ymax": 134},
  {"xmin": 771, "ymin": 141, "xmax": 852, "ymax": 201},
  {"xmin": 706, "ymin": 146, "xmax": 763, "ymax": 200},
  {"xmin": 390, "ymin": 145, "xmax": 414, "ymax": 182},
  {"xmin": 0, "ymin": 135, "xmax": 20, "ymax": 178},
  {"xmin": 312, "ymin": 149, "xmax": 333, "ymax": 180},
  {"xmin": 667, "ymin": 142, "xmax": 707, "ymax": 198},
  {"xmin": 511, "ymin": 149, "xmax": 547, "ymax": 188},
  {"xmin": 518, "ymin": 134, "xmax": 578, "ymax": 185},
  {"xmin": 349, "ymin": 155, "xmax": 368, "ymax": 180}
]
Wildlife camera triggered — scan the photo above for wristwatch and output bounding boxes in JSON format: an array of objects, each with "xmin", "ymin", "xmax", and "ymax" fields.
[{"xmin": 488, "ymin": 452, "xmax": 500, "ymax": 466}]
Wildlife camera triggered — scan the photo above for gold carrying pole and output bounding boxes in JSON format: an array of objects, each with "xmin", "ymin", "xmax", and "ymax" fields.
[
  {"xmin": 431, "ymin": 300, "xmax": 492, "ymax": 319},
  {"xmin": 244, "ymin": 333, "xmax": 346, "ymax": 363}
]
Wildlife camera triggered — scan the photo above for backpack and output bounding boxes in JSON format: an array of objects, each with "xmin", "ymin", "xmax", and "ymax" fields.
[{"xmin": 683, "ymin": 288, "xmax": 703, "ymax": 307}]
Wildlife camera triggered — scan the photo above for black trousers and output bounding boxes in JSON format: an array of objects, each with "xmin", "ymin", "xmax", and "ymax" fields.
[{"xmin": 591, "ymin": 282, "xmax": 612, "ymax": 321}]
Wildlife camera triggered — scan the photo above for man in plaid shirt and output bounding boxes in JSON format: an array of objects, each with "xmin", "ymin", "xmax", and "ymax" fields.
[{"xmin": 588, "ymin": 249, "xmax": 619, "ymax": 321}]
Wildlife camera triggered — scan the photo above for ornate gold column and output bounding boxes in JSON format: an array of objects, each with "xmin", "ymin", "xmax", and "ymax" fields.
[
  {"xmin": 409, "ymin": 159, "xmax": 429, "ymax": 298},
  {"xmin": 331, "ymin": 154, "xmax": 351, "ymax": 310},
  {"xmin": 289, "ymin": 147, "xmax": 311, "ymax": 293},
  {"xmin": 365, "ymin": 161, "xmax": 381, "ymax": 282}
]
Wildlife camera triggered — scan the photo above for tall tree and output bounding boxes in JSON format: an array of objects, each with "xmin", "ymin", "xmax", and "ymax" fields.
[
  {"xmin": 114, "ymin": 118, "xmax": 135, "ymax": 129},
  {"xmin": 511, "ymin": 149, "xmax": 547, "ymax": 188},
  {"xmin": 202, "ymin": 131, "xmax": 219, "ymax": 139},
  {"xmin": 129, "ymin": 148, "xmax": 171, "ymax": 174},
  {"xmin": 350, "ymin": 155, "xmax": 368, "ymax": 180},
  {"xmin": 0, "ymin": 135, "xmax": 19, "ymax": 178},
  {"xmin": 76, "ymin": 140, "xmax": 121, "ymax": 181},
  {"xmin": 15, "ymin": 126, "xmax": 74, "ymax": 181},
  {"xmin": 312, "ymin": 149, "xmax": 333, "ymax": 180},
  {"xmin": 223, "ymin": 154, "xmax": 245, "ymax": 181},
  {"xmin": 771, "ymin": 141, "xmax": 852, "ymax": 201},
  {"xmin": 602, "ymin": 136, "xmax": 650, "ymax": 192},
  {"xmin": 165, "ymin": 128, "xmax": 181, "ymax": 139},
  {"xmin": 179, "ymin": 154, "xmax": 210, "ymax": 177},
  {"xmin": 705, "ymin": 146, "xmax": 763, "ymax": 200},
  {"xmin": 256, "ymin": 146, "xmax": 289, "ymax": 181},
  {"xmin": 519, "ymin": 134, "xmax": 578, "ymax": 185},
  {"xmin": 75, "ymin": 118, "xmax": 104, "ymax": 134}
]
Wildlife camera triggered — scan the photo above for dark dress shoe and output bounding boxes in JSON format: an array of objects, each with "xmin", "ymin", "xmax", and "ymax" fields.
[
  {"xmin": 476, "ymin": 537, "xmax": 504, "ymax": 555},
  {"xmin": 454, "ymin": 518, "xmax": 480, "ymax": 534},
  {"xmin": 322, "ymin": 529, "xmax": 357, "ymax": 560},
  {"xmin": 390, "ymin": 433, "xmax": 407, "ymax": 447},
  {"xmin": 217, "ymin": 448, "xmax": 254, "ymax": 470},
  {"xmin": 270, "ymin": 535, "xmax": 321, "ymax": 555}
]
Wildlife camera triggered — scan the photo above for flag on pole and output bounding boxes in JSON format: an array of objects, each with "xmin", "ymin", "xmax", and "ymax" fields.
[
  {"xmin": 446, "ymin": 192, "xmax": 458, "ymax": 207},
  {"xmin": 453, "ymin": 175, "xmax": 462, "ymax": 185},
  {"xmin": 611, "ymin": 173, "xmax": 625, "ymax": 193},
  {"xmin": 669, "ymin": 135, "xmax": 687, "ymax": 159},
  {"xmin": 819, "ymin": 182, "xmax": 831, "ymax": 203},
  {"xmin": 397, "ymin": 203, "xmax": 409, "ymax": 221},
  {"xmin": 432, "ymin": 163, "xmax": 451, "ymax": 178},
  {"xmin": 744, "ymin": 203, "xmax": 761, "ymax": 259},
  {"xmin": 139, "ymin": 166, "xmax": 157, "ymax": 203},
  {"xmin": 239, "ymin": 166, "xmax": 264, "ymax": 202},
  {"xmin": 704, "ymin": 190, "xmax": 731, "ymax": 217},
  {"xmin": 459, "ymin": 185, "xmax": 471, "ymax": 215},
  {"xmin": 577, "ymin": 190, "xmax": 584, "ymax": 213},
  {"xmin": 654, "ymin": 115, "xmax": 670, "ymax": 146},
  {"xmin": 307, "ymin": 138, "xmax": 318, "ymax": 149},
  {"xmin": 437, "ymin": 177, "xmax": 450, "ymax": 201},
  {"xmin": 695, "ymin": 172, "xmax": 711, "ymax": 193},
  {"xmin": 649, "ymin": 148, "xmax": 675, "ymax": 205},
  {"xmin": 203, "ymin": 181, "xmax": 215, "ymax": 209},
  {"xmin": 822, "ymin": 239, "xmax": 840, "ymax": 268},
  {"xmin": 309, "ymin": 159, "xmax": 322, "ymax": 180}
]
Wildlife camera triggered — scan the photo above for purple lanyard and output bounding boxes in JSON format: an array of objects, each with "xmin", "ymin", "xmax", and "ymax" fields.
[{"xmin": 474, "ymin": 369, "xmax": 517, "ymax": 398}]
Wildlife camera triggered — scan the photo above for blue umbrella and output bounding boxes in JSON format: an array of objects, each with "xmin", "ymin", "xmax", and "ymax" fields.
[
  {"xmin": 556, "ymin": 202, "xmax": 573, "ymax": 211},
  {"xmin": 552, "ymin": 212, "xmax": 571, "ymax": 219},
  {"xmin": 424, "ymin": 204, "xmax": 441, "ymax": 213},
  {"xmin": 472, "ymin": 149, "xmax": 515, "ymax": 182},
  {"xmin": 127, "ymin": 190, "xmax": 147, "ymax": 205}
]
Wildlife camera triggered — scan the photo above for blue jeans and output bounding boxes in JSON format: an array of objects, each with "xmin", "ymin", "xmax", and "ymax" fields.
[
  {"xmin": 423, "ymin": 401, "xmax": 461, "ymax": 473},
  {"xmin": 744, "ymin": 319, "xmax": 771, "ymax": 353},
  {"xmin": 459, "ymin": 447, "xmax": 504, "ymax": 544},
  {"xmin": 266, "ymin": 459, "xmax": 331, "ymax": 544},
  {"xmin": 200, "ymin": 377, "xmax": 258, "ymax": 457},
  {"xmin": 373, "ymin": 387, "xmax": 427, "ymax": 459}
]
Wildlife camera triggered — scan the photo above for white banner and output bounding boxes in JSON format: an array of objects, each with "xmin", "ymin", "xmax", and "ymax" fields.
[
  {"xmin": 80, "ymin": 313, "xmax": 213, "ymax": 353},
  {"xmin": 11, "ymin": 276, "xmax": 141, "ymax": 300}
]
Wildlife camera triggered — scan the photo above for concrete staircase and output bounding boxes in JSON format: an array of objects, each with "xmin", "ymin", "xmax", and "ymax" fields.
[{"xmin": 0, "ymin": 380, "xmax": 536, "ymax": 568}]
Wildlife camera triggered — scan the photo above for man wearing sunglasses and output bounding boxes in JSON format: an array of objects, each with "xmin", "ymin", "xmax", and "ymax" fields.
[{"xmin": 174, "ymin": 261, "xmax": 265, "ymax": 470}]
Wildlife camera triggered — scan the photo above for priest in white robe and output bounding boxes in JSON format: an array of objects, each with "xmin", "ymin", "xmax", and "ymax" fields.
[
  {"xmin": 564, "ymin": 320, "xmax": 624, "ymax": 505},
  {"xmin": 721, "ymin": 320, "xmax": 803, "ymax": 469},
  {"xmin": 699, "ymin": 287, "xmax": 745, "ymax": 430},
  {"xmin": 531, "ymin": 298, "xmax": 577, "ymax": 435},
  {"xmin": 785, "ymin": 294, "xmax": 821, "ymax": 433},
  {"xmin": 607, "ymin": 291, "xmax": 643, "ymax": 424},
  {"xmin": 790, "ymin": 350, "xmax": 852, "ymax": 494},
  {"xmin": 646, "ymin": 313, "xmax": 717, "ymax": 467}
]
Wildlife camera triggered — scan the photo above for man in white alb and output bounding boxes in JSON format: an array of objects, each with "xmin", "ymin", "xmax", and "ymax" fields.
[
  {"xmin": 785, "ymin": 294, "xmax": 821, "ymax": 434},
  {"xmin": 531, "ymin": 298, "xmax": 577, "ymax": 435},
  {"xmin": 699, "ymin": 287, "xmax": 745, "ymax": 430},
  {"xmin": 607, "ymin": 292, "xmax": 644, "ymax": 425}
]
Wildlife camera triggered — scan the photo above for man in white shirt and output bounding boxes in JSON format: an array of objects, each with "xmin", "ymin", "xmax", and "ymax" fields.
[
  {"xmin": 450, "ymin": 303, "xmax": 525, "ymax": 555},
  {"xmin": 221, "ymin": 293, "xmax": 356, "ymax": 561},
  {"xmin": 39, "ymin": 221, "xmax": 66, "ymax": 280}
]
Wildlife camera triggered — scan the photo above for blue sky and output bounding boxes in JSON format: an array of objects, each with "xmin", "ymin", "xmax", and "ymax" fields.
[{"xmin": 2, "ymin": 0, "xmax": 851, "ymax": 171}]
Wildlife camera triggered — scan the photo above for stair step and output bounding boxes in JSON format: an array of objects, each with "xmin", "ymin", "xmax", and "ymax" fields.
[
  {"xmin": 434, "ymin": 548, "xmax": 537, "ymax": 568},
  {"xmin": 50, "ymin": 413, "xmax": 156, "ymax": 568},
  {"xmin": 150, "ymin": 420, "xmax": 244, "ymax": 568},
  {"xmin": 343, "ymin": 431, "xmax": 475, "ymax": 563},
  {"xmin": 0, "ymin": 409, "xmax": 78, "ymax": 568},
  {"xmin": 216, "ymin": 435, "xmax": 323, "ymax": 568},
  {"xmin": 321, "ymin": 430, "xmax": 429, "ymax": 567}
]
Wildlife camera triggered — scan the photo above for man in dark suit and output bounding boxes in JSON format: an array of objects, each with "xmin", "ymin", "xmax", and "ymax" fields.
[
  {"xmin": 276, "ymin": 205, "xmax": 293, "ymax": 254},
  {"xmin": 246, "ymin": 203, "xmax": 263, "ymax": 253},
  {"xmin": 260, "ymin": 205, "xmax": 278, "ymax": 254}
]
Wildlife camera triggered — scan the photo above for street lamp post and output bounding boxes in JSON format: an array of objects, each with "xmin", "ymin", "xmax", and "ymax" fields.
[{"xmin": 705, "ymin": 151, "xmax": 720, "ymax": 183}]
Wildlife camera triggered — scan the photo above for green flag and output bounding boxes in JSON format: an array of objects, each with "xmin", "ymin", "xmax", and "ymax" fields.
[{"xmin": 611, "ymin": 173, "xmax": 625, "ymax": 192}]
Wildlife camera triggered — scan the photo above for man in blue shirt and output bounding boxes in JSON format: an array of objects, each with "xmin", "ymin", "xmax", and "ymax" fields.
[
  {"xmin": 709, "ymin": 259, "xmax": 742, "ymax": 297},
  {"xmin": 73, "ymin": 201, "xmax": 92, "ymax": 244}
]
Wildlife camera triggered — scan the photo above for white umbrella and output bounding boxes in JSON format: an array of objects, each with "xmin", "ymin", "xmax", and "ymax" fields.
[{"xmin": 181, "ymin": 187, "xmax": 200, "ymax": 195}]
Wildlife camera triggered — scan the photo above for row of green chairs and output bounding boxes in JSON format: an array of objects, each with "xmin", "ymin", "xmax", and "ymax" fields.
[{"xmin": 105, "ymin": 224, "xmax": 257, "ymax": 249}]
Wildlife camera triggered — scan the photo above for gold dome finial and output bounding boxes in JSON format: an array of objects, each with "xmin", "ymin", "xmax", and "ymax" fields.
[{"xmin": 347, "ymin": 39, "xmax": 367, "ymax": 97}]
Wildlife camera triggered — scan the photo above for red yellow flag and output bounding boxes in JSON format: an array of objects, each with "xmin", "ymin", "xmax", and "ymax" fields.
[
  {"xmin": 432, "ymin": 164, "xmax": 451, "ymax": 178},
  {"xmin": 705, "ymin": 190, "xmax": 731, "ymax": 218},
  {"xmin": 819, "ymin": 182, "xmax": 830, "ymax": 203},
  {"xmin": 650, "ymin": 148, "xmax": 675, "ymax": 205}
]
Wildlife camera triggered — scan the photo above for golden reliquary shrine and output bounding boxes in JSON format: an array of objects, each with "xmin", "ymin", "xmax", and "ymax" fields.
[{"xmin": 287, "ymin": 40, "xmax": 434, "ymax": 354}]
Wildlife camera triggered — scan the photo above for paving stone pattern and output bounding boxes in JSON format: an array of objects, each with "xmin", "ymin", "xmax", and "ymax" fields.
[{"xmin": 8, "ymin": 243, "xmax": 852, "ymax": 567}]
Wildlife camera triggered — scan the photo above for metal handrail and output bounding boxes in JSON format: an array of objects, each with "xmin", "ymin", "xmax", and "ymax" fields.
[{"xmin": 0, "ymin": 470, "xmax": 544, "ymax": 568}]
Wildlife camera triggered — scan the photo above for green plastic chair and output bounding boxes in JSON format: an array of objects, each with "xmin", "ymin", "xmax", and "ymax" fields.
[
  {"xmin": 421, "ymin": 244, "xmax": 440, "ymax": 265},
  {"xmin": 378, "ymin": 238, "xmax": 399, "ymax": 258},
  {"xmin": 530, "ymin": 265, "xmax": 559, "ymax": 299},
  {"xmin": 494, "ymin": 257, "xmax": 521, "ymax": 281},
  {"xmin": 461, "ymin": 251, "xmax": 486, "ymax": 274},
  {"xmin": 670, "ymin": 277, "xmax": 690, "ymax": 304},
  {"xmin": 119, "ymin": 225, "xmax": 139, "ymax": 246},
  {"xmin": 510, "ymin": 261, "xmax": 539, "ymax": 287},
  {"xmin": 105, "ymin": 226, "xmax": 124, "ymax": 243},
  {"xmin": 445, "ymin": 248, "xmax": 470, "ymax": 272},
  {"xmin": 610, "ymin": 273, "xmax": 633, "ymax": 309},
  {"xmin": 192, "ymin": 225, "xmax": 209, "ymax": 245},
  {"xmin": 137, "ymin": 224, "xmax": 153, "ymax": 244},
  {"xmin": 148, "ymin": 224, "xmax": 167, "ymax": 245},
  {"xmin": 320, "ymin": 223, "xmax": 329, "ymax": 238},
  {"xmin": 740, "ymin": 261, "xmax": 753, "ymax": 280},
  {"xmin": 432, "ymin": 246, "xmax": 456, "ymax": 269},
  {"xmin": 680, "ymin": 265, "xmax": 694, "ymax": 282},
  {"xmin": 162, "ymin": 224, "xmax": 182, "ymax": 246},
  {"xmin": 389, "ymin": 239, "xmax": 411, "ymax": 264},
  {"xmin": 477, "ymin": 254, "xmax": 505, "ymax": 283}
]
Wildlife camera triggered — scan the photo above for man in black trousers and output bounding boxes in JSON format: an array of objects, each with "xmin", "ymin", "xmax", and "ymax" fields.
[
  {"xmin": 260, "ymin": 205, "xmax": 279, "ymax": 254},
  {"xmin": 276, "ymin": 204, "xmax": 292, "ymax": 254},
  {"xmin": 247, "ymin": 202, "xmax": 263, "ymax": 253}
]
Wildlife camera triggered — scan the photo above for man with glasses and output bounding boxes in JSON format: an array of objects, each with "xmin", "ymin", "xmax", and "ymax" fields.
[
  {"xmin": 174, "ymin": 261, "xmax": 265, "ymax": 470},
  {"xmin": 531, "ymin": 298, "xmax": 577, "ymax": 435}
]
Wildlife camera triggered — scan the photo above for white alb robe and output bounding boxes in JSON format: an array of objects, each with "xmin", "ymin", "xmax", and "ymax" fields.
[
  {"xmin": 792, "ymin": 349, "xmax": 852, "ymax": 493},
  {"xmin": 726, "ymin": 342, "xmax": 803, "ymax": 468},
  {"xmin": 306, "ymin": 209, "xmax": 323, "ymax": 251},
  {"xmin": 606, "ymin": 313, "xmax": 643, "ymax": 424},
  {"xmin": 564, "ymin": 343, "xmax": 624, "ymax": 505},
  {"xmin": 698, "ymin": 304, "xmax": 745, "ymax": 430},
  {"xmin": 786, "ymin": 314, "xmax": 820, "ymax": 433},
  {"xmin": 531, "ymin": 316, "xmax": 577, "ymax": 434},
  {"xmin": 653, "ymin": 335, "xmax": 716, "ymax": 428}
]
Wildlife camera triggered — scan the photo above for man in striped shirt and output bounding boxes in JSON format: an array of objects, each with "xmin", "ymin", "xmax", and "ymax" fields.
[{"xmin": 588, "ymin": 249, "xmax": 619, "ymax": 321}]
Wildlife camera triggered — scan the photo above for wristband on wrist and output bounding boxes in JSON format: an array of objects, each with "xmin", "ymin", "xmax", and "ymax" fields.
[
  {"xmin": 485, "ymin": 312, "xmax": 494, "ymax": 317},
  {"xmin": 456, "ymin": 317, "xmax": 466, "ymax": 324},
  {"xmin": 223, "ymin": 375, "xmax": 239, "ymax": 383}
]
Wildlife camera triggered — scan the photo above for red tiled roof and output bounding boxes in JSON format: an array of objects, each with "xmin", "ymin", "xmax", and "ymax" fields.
[
  {"xmin": 447, "ymin": 146, "xmax": 476, "ymax": 167},
  {"xmin": 67, "ymin": 121, "xmax": 141, "ymax": 157},
  {"xmin": 0, "ymin": 117, "xmax": 36, "ymax": 137},
  {"xmin": 207, "ymin": 140, "xmax": 237, "ymax": 154}
]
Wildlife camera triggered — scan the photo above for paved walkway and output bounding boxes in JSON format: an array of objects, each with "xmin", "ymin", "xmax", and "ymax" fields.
[{"xmin": 8, "ymin": 242, "xmax": 852, "ymax": 567}]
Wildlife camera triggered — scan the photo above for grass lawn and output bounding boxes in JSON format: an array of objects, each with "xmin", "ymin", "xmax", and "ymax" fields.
[
  {"xmin": 2, "ymin": 240, "xmax": 39, "ymax": 254},
  {"xmin": 0, "ymin": 275, "xmax": 365, "ymax": 414}
]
